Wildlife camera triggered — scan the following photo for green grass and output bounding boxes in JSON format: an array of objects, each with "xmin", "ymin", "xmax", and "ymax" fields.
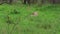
[{"xmin": 0, "ymin": 4, "xmax": 60, "ymax": 34}]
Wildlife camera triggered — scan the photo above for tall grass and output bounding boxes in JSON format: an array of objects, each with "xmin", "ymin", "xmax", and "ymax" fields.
[{"xmin": 0, "ymin": 4, "xmax": 60, "ymax": 34}]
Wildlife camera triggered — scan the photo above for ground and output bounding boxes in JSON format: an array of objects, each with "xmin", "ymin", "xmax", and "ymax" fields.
[{"xmin": 0, "ymin": 4, "xmax": 60, "ymax": 34}]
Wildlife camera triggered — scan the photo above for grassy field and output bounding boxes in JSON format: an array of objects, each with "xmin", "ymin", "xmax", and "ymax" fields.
[{"xmin": 0, "ymin": 4, "xmax": 60, "ymax": 34}]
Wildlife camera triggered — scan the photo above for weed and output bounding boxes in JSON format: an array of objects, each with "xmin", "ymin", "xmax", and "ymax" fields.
[{"xmin": 11, "ymin": 9, "xmax": 20, "ymax": 14}]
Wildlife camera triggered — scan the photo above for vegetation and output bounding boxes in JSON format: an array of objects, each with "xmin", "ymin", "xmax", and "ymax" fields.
[{"xmin": 0, "ymin": 0, "xmax": 60, "ymax": 34}]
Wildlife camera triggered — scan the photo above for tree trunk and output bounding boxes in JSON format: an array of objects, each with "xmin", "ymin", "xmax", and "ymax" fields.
[{"xmin": 23, "ymin": 0, "xmax": 30, "ymax": 4}]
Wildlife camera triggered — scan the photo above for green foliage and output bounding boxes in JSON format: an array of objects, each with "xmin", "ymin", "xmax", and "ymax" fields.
[{"xmin": 0, "ymin": 4, "xmax": 60, "ymax": 34}]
